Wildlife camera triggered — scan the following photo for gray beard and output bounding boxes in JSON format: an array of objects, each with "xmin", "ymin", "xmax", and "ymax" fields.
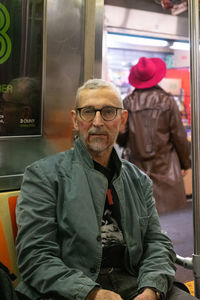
[{"xmin": 87, "ymin": 139, "xmax": 107, "ymax": 153}]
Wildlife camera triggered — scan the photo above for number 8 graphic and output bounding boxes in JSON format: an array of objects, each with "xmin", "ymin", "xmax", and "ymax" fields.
[{"xmin": 0, "ymin": 3, "xmax": 11, "ymax": 64}]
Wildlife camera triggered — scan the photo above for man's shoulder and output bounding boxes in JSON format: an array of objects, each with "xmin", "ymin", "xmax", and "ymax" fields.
[
  {"xmin": 123, "ymin": 87, "xmax": 173, "ymax": 110},
  {"xmin": 26, "ymin": 147, "xmax": 74, "ymax": 174}
]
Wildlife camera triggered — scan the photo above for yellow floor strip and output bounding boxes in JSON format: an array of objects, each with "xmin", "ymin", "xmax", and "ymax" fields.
[{"xmin": 185, "ymin": 281, "xmax": 194, "ymax": 296}]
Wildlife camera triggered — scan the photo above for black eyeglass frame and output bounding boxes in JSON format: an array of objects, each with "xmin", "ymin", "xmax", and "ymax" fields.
[{"xmin": 76, "ymin": 106, "xmax": 123, "ymax": 121}]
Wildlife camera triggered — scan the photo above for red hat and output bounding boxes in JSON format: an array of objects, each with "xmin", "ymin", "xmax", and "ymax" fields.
[{"xmin": 128, "ymin": 57, "xmax": 166, "ymax": 89}]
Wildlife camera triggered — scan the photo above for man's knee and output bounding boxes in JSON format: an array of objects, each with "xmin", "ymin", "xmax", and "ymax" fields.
[{"xmin": 167, "ymin": 285, "xmax": 198, "ymax": 300}]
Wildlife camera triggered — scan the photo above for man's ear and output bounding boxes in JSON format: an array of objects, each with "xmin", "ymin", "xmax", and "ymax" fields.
[
  {"xmin": 119, "ymin": 109, "xmax": 128, "ymax": 132},
  {"xmin": 71, "ymin": 110, "xmax": 79, "ymax": 131}
]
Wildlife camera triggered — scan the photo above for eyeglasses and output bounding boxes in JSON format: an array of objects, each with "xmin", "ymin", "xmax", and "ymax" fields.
[{"xmin": 76, "ymin": 106, "xmax": 122, "ymax": 122}]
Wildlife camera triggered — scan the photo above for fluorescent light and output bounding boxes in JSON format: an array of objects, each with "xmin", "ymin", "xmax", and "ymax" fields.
[
  {"xmin": 170, "ymin": 41, "xmax": 189, "ymax": 50},
  {"xmin": 107, "ymin": 33, "xmax": 169, "ymax": 48},
  {"xmin": 129, "ymin": 36, "xmax": 168, "ymax": 47}
]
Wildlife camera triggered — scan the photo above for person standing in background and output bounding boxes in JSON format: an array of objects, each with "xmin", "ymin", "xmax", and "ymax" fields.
[{"xmin": 117, "ymin": 57, "xmax": 191, "ymax": 214}]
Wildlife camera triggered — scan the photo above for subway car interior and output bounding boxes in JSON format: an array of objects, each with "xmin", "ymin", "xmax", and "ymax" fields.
[{"xmin": 0, "ymin": 0, "xmax": 200, "ymax": 298}]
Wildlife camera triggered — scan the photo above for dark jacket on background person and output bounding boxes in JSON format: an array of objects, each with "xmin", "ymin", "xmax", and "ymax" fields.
[
  {"xmin": 117, "ymin": 86, "xmax": 191, "ymax": 214},
  {"xmin": 16, "ymin": 138, "xmax": 176, "ymax": 299}
]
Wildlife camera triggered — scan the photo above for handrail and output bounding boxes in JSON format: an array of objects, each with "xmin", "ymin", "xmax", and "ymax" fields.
[
  {"xmin": 175, "ymin": 254, "xmax": 193, "ymax": 270},
  {"xmin": 189, "ymin": 0, "xmax": 200, "ymax": 298}
]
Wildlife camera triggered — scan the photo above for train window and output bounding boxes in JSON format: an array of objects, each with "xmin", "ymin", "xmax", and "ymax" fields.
[
  {"xmin": 104, "ymin": 32, "xmax": 191, "ymax": 141},
  {"xmin": 103, "ymin": 11, "xmax": 193, "ymax": 284},
  {"xmin": 0, "ymin": 0, "xmax": 43, "ymax": 137}
]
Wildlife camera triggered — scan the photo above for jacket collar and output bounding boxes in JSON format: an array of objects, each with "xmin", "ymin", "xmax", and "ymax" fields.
[{"xmin": 74, "ymin": 138, "xmax": 94, "ymax": 168}]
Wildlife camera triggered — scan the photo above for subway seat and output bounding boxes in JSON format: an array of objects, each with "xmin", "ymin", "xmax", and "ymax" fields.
[
  {"xmin": 0, "ymin": 191, "xmax": 20, "ymax": 286},
  {"xmin": 0, "ymin": 190, "xmax": 195, "ymax": 296}
]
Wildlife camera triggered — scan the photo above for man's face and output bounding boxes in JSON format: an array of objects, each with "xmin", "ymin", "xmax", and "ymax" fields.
[{"xmin": 71, "ymin": 87, "xmax": 128, "ymax": 158}]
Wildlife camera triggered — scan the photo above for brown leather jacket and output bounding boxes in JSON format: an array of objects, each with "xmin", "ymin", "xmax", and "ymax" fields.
[{"xmin": 117, "ymin": 86, "xmax": 191, "ymax": 214}]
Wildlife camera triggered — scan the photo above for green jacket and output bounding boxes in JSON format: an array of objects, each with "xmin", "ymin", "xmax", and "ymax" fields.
[{"xmin": 16, "ymin": 138, "xmax": 176, "ymax": 299}]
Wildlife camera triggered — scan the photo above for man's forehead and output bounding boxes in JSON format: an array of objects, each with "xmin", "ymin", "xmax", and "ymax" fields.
[{"xmin": 79, "ymin": 87, "xmax": 122, "ymax": 106}]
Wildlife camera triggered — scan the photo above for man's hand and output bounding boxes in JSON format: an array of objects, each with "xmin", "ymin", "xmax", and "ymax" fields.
[
  {"xmin": 87, "ymin": 288, "xmax": 123, "ymax": 300},
  {"xmin": 133, "ymin": 288, "xmax": 156, "ymax": 300}
]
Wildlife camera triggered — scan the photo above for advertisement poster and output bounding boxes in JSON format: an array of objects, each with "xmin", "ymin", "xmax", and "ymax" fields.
[{"xmin": 0, "ymin": 0, "xmax": 43, "ymax": 137}]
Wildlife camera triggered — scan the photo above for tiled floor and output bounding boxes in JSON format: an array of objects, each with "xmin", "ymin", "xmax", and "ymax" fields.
[{"xmin": 159, "ymin": 201, "xmax": 194, "ymax": 283}]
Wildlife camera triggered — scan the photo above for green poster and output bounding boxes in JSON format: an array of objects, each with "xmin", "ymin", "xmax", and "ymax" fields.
[{"xmin": 0, "ymin": 0, "xmax": 43, "ymax": 137}]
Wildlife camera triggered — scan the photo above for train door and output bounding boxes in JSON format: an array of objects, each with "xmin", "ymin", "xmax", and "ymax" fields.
[{"xmin": 103, "ymin": 0, "xmax": 200, "ymax": 297}]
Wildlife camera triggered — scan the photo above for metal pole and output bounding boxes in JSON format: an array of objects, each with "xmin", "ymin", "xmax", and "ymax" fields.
[
  {"xmin": 84, "ymin": 0, "xmax": 96, "ymax": 82},
  {"xmin": 83, "ymin": 0, "xmax": 104, "ymax": 82},
  {"xmin": 189, "ymin": 0, "xmax": 200, "ymax": 298}
]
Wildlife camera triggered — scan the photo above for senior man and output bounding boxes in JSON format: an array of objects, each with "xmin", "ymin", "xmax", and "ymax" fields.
[{"xmin": 16, "ymin": 79, "xmax": 197, "ymax": 300}]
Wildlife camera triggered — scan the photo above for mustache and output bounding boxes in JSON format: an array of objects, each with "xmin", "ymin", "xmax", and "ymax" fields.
[{"xmin": 88, "ymin": 128, "xmax": 108, "ymax": 135}]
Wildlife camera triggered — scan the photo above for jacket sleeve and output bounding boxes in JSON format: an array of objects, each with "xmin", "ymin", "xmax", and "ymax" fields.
[
  {"xmin": 16, "ymin": 163, "xmax": 99, "ymax": 300},
  {"xmin": 137, "ymin": 176, "xmax": 176, "ymax": 296},
  {"xmin": 169, "ymin": 97, "xmax": 191, "ymax": 169}
]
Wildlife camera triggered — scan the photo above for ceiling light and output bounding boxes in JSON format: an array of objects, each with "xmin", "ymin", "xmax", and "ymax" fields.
[
  {"xmin": 170, "ymin": 41, "xmax": 189, "ymax": 50},
  {"xmin": 107, "ymin": 33, "xmax": 169, "ymax": 48}
]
